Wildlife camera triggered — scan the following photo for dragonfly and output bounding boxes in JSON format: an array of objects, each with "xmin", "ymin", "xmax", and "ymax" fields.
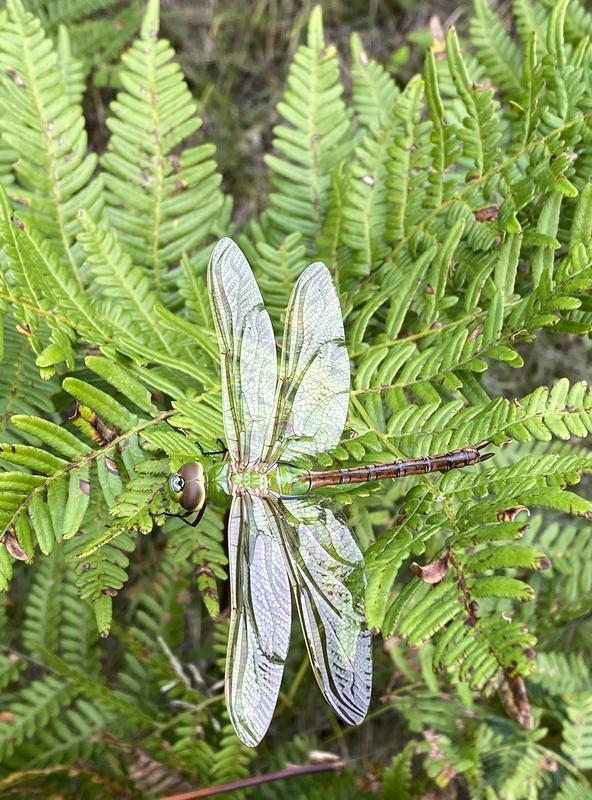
[{"xmin": 167, "ymin": 237, "xmax": 491, "ymax": 747}]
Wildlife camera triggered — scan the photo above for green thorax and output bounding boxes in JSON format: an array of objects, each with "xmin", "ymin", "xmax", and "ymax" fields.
[{"xmin": 206, "ymin": 461, "xmax": 310, "ymax": 502}]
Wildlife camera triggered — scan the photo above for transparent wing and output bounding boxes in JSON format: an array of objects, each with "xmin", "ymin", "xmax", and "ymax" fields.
[
  {"xmin": 265, "ymin": 261, "xmax": 350, "ymax": 464},
  {"xmin": 271, "ymin": 495, "xmax": 372, "ymax": 725},
  {"xmin": 208, "ymin": 238, "xmax": 277, "ymax": 465},
  {"xmin": 226, "ymin": 491, "xmax": 291, "ymax": 747}
]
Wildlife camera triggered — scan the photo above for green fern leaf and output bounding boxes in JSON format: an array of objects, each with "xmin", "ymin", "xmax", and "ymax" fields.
[
  {"xmin": 0, "ymin": 0, "xmax": 102, "ymax": 268},
  {"xmin": 350, "ymin": 31, "xmax": 398, "ymax": 130},
  {"xmin": 562, "ymin": 696, "xmax": 592, "ymax": 769},
  {"xmin": 263, "ymin": 5, "xmax": 352, "ymax": 249},
  {"xmin": 470, "ymin": 0, "xmax": 523, "ymax": 96},
  {"xmin": 446, "ymin": 26, "xmax": 503, "ymax": 176},
  {"xmin": 101, "ymin": 0, "xmax": 224, "ymax": 296}
]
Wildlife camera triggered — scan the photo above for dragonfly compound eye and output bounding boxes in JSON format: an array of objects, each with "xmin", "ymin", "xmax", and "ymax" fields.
[{"xmin": 167, "ymin": 473, "xmax": 185, "ymax": 502}]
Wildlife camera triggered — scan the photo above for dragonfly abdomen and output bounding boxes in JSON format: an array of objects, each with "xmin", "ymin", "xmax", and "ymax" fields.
[{"xmin": 307, "ymin": 445, "xmax": 491, "ymax": 489}]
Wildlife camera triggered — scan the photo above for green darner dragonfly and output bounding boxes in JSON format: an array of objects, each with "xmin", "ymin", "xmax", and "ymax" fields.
[{"xmin": 168, "ymin": 238, "xmax": 491, "ymax": 747}]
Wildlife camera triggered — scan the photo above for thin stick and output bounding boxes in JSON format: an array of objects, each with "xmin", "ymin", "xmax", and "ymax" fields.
[{"xmin": 158, "ymin": 761, "xmax": 344, "ymax": 800}]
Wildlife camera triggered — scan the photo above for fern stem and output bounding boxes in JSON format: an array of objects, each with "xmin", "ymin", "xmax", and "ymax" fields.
[
  {"xmin": 146, "ymin": 31, "xmax": 165, "ymax": 300},
  {"xmin": 276, "ymin": 654, "xmax": 309, "ymax": 715},
  {"xmin": 159, "ymin": 761, "xmax": 345, "ymax": 800}
]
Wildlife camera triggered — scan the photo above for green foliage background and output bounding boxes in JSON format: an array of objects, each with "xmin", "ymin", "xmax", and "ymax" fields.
[{"xmin": 0, "ymin": 0, "xmax": 592, "ymax": 797}]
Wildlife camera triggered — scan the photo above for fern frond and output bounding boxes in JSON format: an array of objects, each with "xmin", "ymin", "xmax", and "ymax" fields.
[
  {"xmin": 0, "ymin": 674, "xmax": 76, "ymax": 759},
  {"xmin": 518, "ymin": 512, "xmax": 592, "ymax": 654},
  {"xmin": 101, "ymin": 0, "xmax": 224, "ymax": 297},
  {"xmin": 350, "ymin": 32, "xmax": 398, "ymax": 130},
  {"xmin": 263, "ymin": 5, "xmax": 352, "ymax": 249},
  {"xmin": 126, "ymin": 554, "xmax": 190, "ymax": 662},
  {"xmin": 513, "ymin": 0, "xmax": 548, "ymax": 50},
  {"xmin": 556, "ymin": 777, "xmax": 592, "ymax": 800},
  {"xmin": 0, "ymin": 3, "xmax": 591, "ymax": 791},
  {"xmin": 347, "ymin": 379, "xmax": 592, "ymax": 455},
  {"xmin": 0, "ymin": 316, "xmax": 55, "ymax": 439},
  {"xmin": 446, "ymin": 26, "xmax": 503, "ymax": 177},
  {"xmin": 209, "ymin": 713, "xmax": 253, "ymax": 788},
  {"xmin": 316, "ymin": 163, "xmax": 350, "ymax": 286},
  {"xmin": 380, "ymin": 742, "xmax": 414, "ymax": 799},
  {"xmin": 351, "ymin": 253, "xmax": 592, "ymax": 415},
  {"xmin": 498, "ymin": 744, "xmax": 549, "ymax": 798},
  {"xmin": 76, "ymin": 211, "xmax": 173, "ymax": 353},
  {"xmin": 56, "ymin": 24, "xmax": 86, "ymax": 104},
  {"xmin": 0, "ymin": 189, "xmax": 114, "ymax": 371},
  {"xmin": 22, "ymin": 548, "xmax": 65, "ymax": 655},
  {"xmin": 341, "ymin": 113, "xmax": 394, "ymax": 278},
  {"xmin": 365, "ymin": 444, "xmax": 592, "ymax": 694},
  {"xmin": 59, "ymin": 566, "xmax": 101, "ymax": 673},
  {"xmin": 564, "ymin": 0, "xmax": 592, "ymax": 41},
  {"xmin": 0, "ymin": 0, "xmax": 102, "ymax": 267},
  {"xmin": 1, "ymin": 187, "xmax": 220, "ymax": 384},
  {"xmin": 531, "ymin": 651, "xmax": 591, "ymax": 696},
  {"xmin": 25, "ymin": 697, "xmax": 109, "ymax": 767},
  {"xmin": 385, "ymin": 76, "xmax": 428, "ymax": 243},
  {"xmin": 71, "ymin": 1, "xmax": 142, "ymax": 76},
  {"xmin": 562, "ymin": 696, "xmax": 592, "ymax": 769},
  {"xmin": 166, "ymin": 507, "xmax": 227, "ymax": 620},
  {"xmin": 423, "ymin": 49, "xmax": 459, "ymax": 216},
  {"xmin": 470, "ymin": 0, "xmax": 523, "ymax": 96},
  {"xmin": 75, "ymin": 529, "xmax": 135, "ymax": 636},
  {"xmin": 168, "ymin": 396, "xmax": 225, "ymax": 448},
  {"xmin": 0, "ymin": 357, "xmax": 171, "ymax": 618},
  {"xmin": 31, "ymin": 0, "xmax": 119, "ymax": 27}
]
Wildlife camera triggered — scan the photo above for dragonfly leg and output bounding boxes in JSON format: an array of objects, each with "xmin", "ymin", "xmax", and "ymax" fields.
[
  {"xmin": 196, "ymin": 438, "xmax": 228, "ymax": 457},
  {"xmin": 188, "ymin": 503, "xmax": 207, "ymax": 527},
  {"xmin": 163, "ymin": 510, "xmax": 190, "ymax": 522},
  {"xmin": 163, "ymin": 505, "xmax": 207, "ymax": 528}
]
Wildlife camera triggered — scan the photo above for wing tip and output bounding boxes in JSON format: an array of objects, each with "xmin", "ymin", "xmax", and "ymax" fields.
[
  {"xmin": 346, "ymin": 709, "xmax": 369, "ymax": 727},
  {"xmin": 229, "ymin": 713, "xmax": 263, "ymax": 748},
  {"xmin": 301, "ymin": 260, "xmax": 333, "ymax": 284},
  {"xmin": 210, "ymin": 236, "xmax": 237, "ymax": 263},
  {"xmin": 297, "ymin": 262, "xmax": 343, "ymax": 321},
  {"xmin": 331, "ymin": 690, "xmax": 371, "ymax": 727},
  {"xmin": 226, "ymin": 676, "xmax": 268, "ymax": 748}
]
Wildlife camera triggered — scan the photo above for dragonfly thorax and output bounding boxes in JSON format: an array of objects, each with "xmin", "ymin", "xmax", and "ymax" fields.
[
  {"xmin": 224, "ymin": 462, "xmax": 308, "ymax": 496},
  {"xmin": 203, "ymin": 460, "xmax": 311, "ymax": 500},
  {"xmin": 229, "ymin": 465, "xmax": 270, "ymax": 493}
]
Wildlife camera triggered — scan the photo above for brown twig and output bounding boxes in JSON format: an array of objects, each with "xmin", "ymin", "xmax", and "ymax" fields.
[{"xmin": 158, "ymin": 761, "xmax": 345, "ymax": 800}]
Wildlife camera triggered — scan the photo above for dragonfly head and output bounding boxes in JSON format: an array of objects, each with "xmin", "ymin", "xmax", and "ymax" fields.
[{"xmin": 167, "ymin": 461, "xmax": 207, "ymax": 512}]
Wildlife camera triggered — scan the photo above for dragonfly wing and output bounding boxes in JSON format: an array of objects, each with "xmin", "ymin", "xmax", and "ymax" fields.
[
  {"xmin": 226, "ymin": 491, "xmax": 291, "ymax": 747},
  {"xmin": 208, "ymin": 238, "xmax": 277, "ymax": 465},
  {"xmin": 267, "ymin": 262, "xmax": 350, "ymax": 463},
  {"xmin": 272, "ymin": 495, "xmax": 372, "ymax": 725}
]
